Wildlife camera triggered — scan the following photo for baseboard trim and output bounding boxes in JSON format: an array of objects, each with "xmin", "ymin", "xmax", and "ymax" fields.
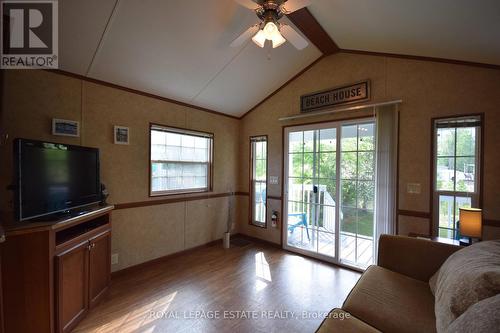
[
  {"xmin": 233, "ymin": 233, "xmax": 281, "ymax": 248},
  {"xmin": 111, "ymin": 238, "xmax": 223, "ymax": 279}
]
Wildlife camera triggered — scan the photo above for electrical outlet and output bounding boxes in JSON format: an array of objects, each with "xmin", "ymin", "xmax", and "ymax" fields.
[
  {"xmin": 111, "ymin": 253, "xmax": 119, "ymax": 265},
  {"xmin": 269, "ymin": 176, "xmax": 279, "ymax": 185}
]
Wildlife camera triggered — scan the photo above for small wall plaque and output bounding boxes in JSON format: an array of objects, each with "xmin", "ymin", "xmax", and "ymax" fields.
[
  {"xmin": 52, "ymin": 118, "xmax": 80, "ymax": 137},
  {"xmin": 114, "ymin": 126, "xmax": 129, "ymax": 145},
  {"xmin": 301, "ymin": 80, "xmax": 370, "ymax": 113}
]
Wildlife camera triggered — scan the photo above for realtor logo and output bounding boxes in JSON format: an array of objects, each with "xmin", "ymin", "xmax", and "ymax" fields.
[{"xmin": 1, "ymin": 0, "xmax": 58, "ymax": 68}]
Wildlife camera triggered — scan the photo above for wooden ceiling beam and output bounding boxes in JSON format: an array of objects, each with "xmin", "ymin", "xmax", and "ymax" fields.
[{"xmin": 286, "ymin": 8, "xmax": 339, "ymax": 55}]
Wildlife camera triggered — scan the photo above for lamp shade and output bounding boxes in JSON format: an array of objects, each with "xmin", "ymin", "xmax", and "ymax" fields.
[
  {"xmin": 459, "ymin": 208, "xmax": 482, "ymax": 238},
  {"xmin": 252, "ymin": 30, "xmax": 266, "ymax": 48}
]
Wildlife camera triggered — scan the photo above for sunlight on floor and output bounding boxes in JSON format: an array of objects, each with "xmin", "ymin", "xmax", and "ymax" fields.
[
  {"xmin": 254, "ymin": 279, "xmax": 268, "ymax": 292},
  {"xmin": 76, "ymin": 291, "xmax": 178, "ymax": 333},
  {"xmin": 255, "ymin": 252, "xmax": 272, "ymax": 282}
]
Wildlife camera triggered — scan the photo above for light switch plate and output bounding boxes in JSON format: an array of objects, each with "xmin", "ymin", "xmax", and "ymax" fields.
[
  {"xmin": 407, "ymin": 183, "xmax": 421, "ymax": 194},
  {"xmin": 111, "ymin": 253, "xmax": 119, "ymax": 265},
  {"xmin": 269, "ymin": 176, "xmax": 279, "ymax": 185}
]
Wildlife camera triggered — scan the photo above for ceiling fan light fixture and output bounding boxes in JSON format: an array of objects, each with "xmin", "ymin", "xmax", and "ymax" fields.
[
  {"xmin": 263, "ymin": 21, "xmax": 278, "ymax": 39},
  {"xmin": 271, "ymin": 32, "xmax": 286, "ymax": 48},
  {"xmin": 232, "ymin": 0, "xmax": 310, "ymax": 50},
  {"xmin": 252, "ymin": 29, "xmax": 266, "ymax": 48}
]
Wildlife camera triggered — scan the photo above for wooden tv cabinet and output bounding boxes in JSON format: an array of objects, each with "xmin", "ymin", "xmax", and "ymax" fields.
[{"xmin": 1, "ymin": 205, "xmax": 114, "ymax": 333}]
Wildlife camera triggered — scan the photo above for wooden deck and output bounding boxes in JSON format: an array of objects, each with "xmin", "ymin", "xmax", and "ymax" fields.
[{"xmin": 287, "ymin": 227, "xmax": 374, "ymax": 267}]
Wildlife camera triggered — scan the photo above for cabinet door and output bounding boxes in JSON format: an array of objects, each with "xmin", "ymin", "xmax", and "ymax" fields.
[
  {"xmin": 55, "ymin": 240, "xmax": 89, "ymax": 333},
  {"xmin": 88, "ymin": 231, "xmax": 111, "ymax": 308}
]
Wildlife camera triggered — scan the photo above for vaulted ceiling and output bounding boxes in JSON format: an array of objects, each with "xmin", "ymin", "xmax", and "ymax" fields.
[
  {"xmin": 309, "ymin": 0, "xmax": 500, "ymax": 66},
  {"xmin": 59, "ymin": 0, "xmax": 321, "ymax": 117},
  {"xmin": 58, "ymin": 0, "xmax": 500, "ymax": 118}
]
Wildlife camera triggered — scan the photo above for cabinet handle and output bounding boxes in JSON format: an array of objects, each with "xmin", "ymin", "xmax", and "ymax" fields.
[
  {"xmin": 87, "ymin": 244, "xmax": 92, "ymax": 251},
  {"xmin": 92, "ymin": 243, "xmax": 96, "ymax": 248}
]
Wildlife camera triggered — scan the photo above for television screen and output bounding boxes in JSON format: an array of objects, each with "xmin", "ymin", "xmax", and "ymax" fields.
[{"xmin": 15, "ymin": 139, "xmax": 101, "ymax": 221}]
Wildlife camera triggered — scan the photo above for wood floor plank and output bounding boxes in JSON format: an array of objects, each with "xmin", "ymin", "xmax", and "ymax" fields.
[{"xmin": 73, "ymin": 239, "xmax": 361, "ymax": 333}]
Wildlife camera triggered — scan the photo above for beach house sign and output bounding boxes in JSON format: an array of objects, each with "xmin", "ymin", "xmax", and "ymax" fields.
[{"xmin": 301, "ymin": 80, "xmax": 370, "ymax": 113}]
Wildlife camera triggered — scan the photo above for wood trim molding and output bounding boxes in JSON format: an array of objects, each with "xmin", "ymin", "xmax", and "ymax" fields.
[
  {"xmin": 286, "ymin": 8, "xmax": 339, "ymax": 55},
  {"xmin": 45, "ymin": 69, "xmax": 240, "ymax": 120},
  {"xmin": 114, "ymin": 192, "xmax": 236, "ymax": 210},
  {"xmin": 397, "ymin": 210, "xmax": 431, "ymax": 219},
  {"xmin": 397, "ymin": 212, "xmax": 500, "ymax": 227},
  {"xmin": 484, "ymin": 219, "xmax": 500, "ymax": 227},
  {"xmin": 233, "ymin": 233, "xmax": 281, "ymax": 249},
  {"xmin": 339, "ymin": 49, "xmax": 500, "ymax": 71},
  {"xmin": 239, "ymin": 55, "xmax": 324, "ymax": 119},
  {"xmin": 114, "ymin": 191, "xmax": 249, "ymax": 210}
]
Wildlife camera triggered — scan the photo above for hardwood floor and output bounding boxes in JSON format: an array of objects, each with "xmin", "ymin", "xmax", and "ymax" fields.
[{"xmin": 73, "ymin": 237, "xmax": 361, "ymax": 333}]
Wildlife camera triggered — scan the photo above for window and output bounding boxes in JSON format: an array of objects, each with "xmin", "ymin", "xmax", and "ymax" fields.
[
  {"xmin": 150, "ymin": 124, "xmax": 213, "ymax": 196},
  {"xmin": 250, "ymin": 136, "xmax": 267, "ymax": 227},
  {"xmin": 433, "ymin": 115, "xmax": 482, "ymax": 239}
]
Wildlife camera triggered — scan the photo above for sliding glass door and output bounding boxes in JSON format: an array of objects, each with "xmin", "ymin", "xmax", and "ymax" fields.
[
  {"xmin": 283, "ymin": 119, "xmax": 376, "ymax": 269},
  {"xmin": 286, "ymin": 127, "xmax": 338, "ymax": 258},
  {"xmin": 339, "ymin": 123, "xmax": 376, "ymax": 266}
]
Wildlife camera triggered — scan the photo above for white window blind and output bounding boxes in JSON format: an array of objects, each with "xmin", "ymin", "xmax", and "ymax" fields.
[{"xmin": 150, "ymin": 125, "xmax": 213, "ymax": 195}]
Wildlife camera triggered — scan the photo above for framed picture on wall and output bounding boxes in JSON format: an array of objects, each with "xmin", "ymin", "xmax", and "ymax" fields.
[
  {"xmin": 114, "ymin": 126, "xmax": 129, "ymax": 145},
  {"xmin": 52, "ymin": 118, "xmax": 80, "ymax": 137}
]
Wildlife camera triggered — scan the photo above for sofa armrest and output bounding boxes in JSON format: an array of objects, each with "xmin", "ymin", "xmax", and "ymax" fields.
[
  {"xmin": 377, "ymin": 235, "xmax": 462, "ymax": 282},
  {"xmin": 315, "ymin": 309, "xmax": 381, "ymax": 333}
]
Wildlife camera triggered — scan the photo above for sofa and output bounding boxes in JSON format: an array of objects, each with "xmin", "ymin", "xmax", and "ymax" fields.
[{"xmin": 316, "ymin": 235, "xmax": 500, "ymax": 333}]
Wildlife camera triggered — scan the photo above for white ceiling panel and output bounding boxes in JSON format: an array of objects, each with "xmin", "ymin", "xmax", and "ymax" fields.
[
  {"xmin": 59, "ymin": 0, "xmax": 117, "ymax": 74},
  {"xmin": 309, "ymin": 0, "xmax": 500, "ymax": 65},
  {"xmin": 193, "ymin": 18, "xmax": 321, "ymax": 114},
  {"xmin": 87, "ymin": 0, "xmax": 260, "ymax": 105}
]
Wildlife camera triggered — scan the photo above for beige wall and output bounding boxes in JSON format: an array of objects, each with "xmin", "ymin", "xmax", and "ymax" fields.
[
  {"xmin": 238, "ymin": 53, "xmax": 500, "ymax": 243},
  {"xmin": 1, "ymin": 70, "xmax": 240, "ymax": 271},
  {"xmin": 2, "ymin": 53, "xmax": 499, "ymax": 271}
]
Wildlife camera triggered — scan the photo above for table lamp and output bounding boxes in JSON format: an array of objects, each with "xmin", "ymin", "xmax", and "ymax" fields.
[{"xmin": 459, "ymin": 208, "xmax": 482, "ymax": 246}]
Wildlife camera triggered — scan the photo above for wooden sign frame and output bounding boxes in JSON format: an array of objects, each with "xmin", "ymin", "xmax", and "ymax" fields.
[{"xmin": 301, "ymin": 80, "xmax": 371, "ymax": 113}]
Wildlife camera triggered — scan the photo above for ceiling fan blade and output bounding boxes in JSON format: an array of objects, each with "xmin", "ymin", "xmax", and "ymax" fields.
[
  {"xmin": 280, "ymin": 24, "xmax": 309, "ymax": 50},
  {"xmin": 281, "ymin": 0, "xmax": 312, "ymax": 13},
  {"xmin": 230, "ymin": 25, "xmax": 260, "ymax": 47},
  {"xmin": 233, "ymin": 0, "xmax": 262, "ymax": 10}
]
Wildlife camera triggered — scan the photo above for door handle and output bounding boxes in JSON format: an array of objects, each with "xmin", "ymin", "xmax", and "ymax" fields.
[{"xmin": 313, "ymin": 185, "xmax": 318, "ymax": 193}]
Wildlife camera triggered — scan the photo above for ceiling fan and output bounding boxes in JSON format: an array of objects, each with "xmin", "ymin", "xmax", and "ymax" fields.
[{"xmin": 230, "ymin": 0, "xmax": 312, "ymax": 50}]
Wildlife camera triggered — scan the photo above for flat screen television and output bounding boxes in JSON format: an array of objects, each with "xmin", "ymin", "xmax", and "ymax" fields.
[{"xmin": 14, "ymin": 138, "xmax": 101, "ymax": 221}]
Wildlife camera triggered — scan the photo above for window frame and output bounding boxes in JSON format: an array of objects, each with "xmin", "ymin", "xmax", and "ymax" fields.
[
  {"xmin": 149, "ymin": 123, "xmax": 214, "ymax": 197},
  {"xmin": 431, "ymin": 114, "xmax": 484, "ymax": 238},
  {"xmin": 249, "ymin": 135, "xmax": 268, "ymax": 228}
]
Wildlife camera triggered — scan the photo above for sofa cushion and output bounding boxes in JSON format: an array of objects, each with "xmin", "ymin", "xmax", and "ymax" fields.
[
  {"xmin": 432, "ymin": 240, "xmax": 500, "ymax": 332},
  {"xmin": 343, "ymin": 265, "xmax": 436, "ymax": 333},
  {"xmin": 315, "ymin": 309, "xmax": 381, "ymax": 333},
  {"xmin": 445, "ymin": 294, "xmax": 500, "ymax": 333}
]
